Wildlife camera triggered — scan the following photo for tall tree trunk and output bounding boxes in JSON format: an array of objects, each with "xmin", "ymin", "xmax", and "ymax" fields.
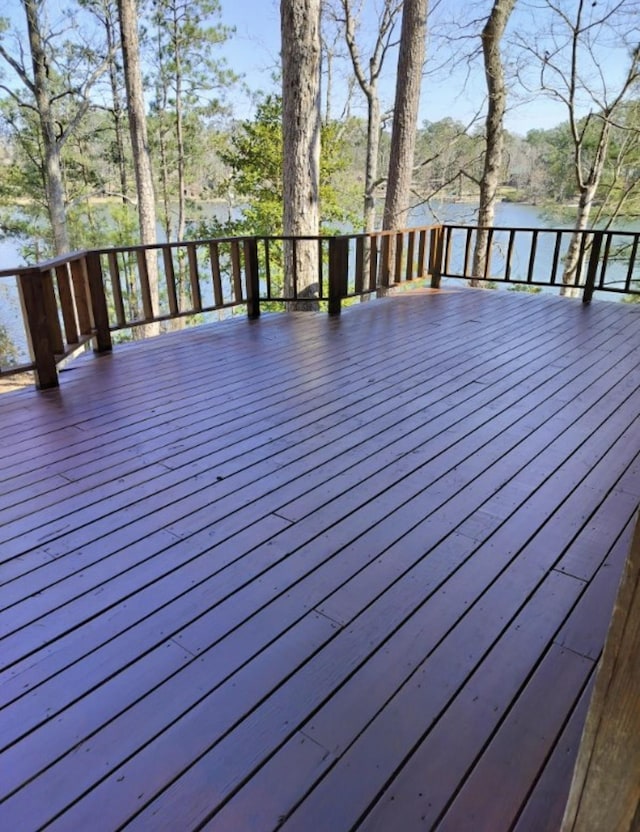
[
  {"xmin": 363, "ymin": 91, "xmax": 380, "ymax": 233},
  {"xmin": 171, "ymin": 3, "xmax": 187, "ymax": 245},
  {"xmin": 117, "ymin": 0, "xmax": 160, "ymax": 334},
  {"xmin": 561, "ymin": 184, "xmax": 598, "ymax": 297},
  {"xmin": 560, "ymin": 123, "xmax": 610, "ymax": 297},
  {"xmin": 471, "ymin": 0, "xmax": 516, "ymax": 287},
  {"xmin": 104, "ymin": 4, "xmax": 129, "ymax": 203},
  {"xmin": 24, "ymin": 0, "xmax": 70, "ymax": 255},
  {"xmin": 281, "ymin": 0, "xmax": 321, "ymax": 309},
  {"xmin": 382, "ymin": 0, "xmax": 428, "ymax": 232},
  {"xmin": 341, "ymin": 0, "xmax": 401, "ymax": 232}
]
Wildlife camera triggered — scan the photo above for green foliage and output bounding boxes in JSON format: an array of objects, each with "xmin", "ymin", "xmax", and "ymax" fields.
[
  {"xmin": 508, "ymin": 282, "xmax": 543, "ymax": 293},
  {"xmin": 198, "ymin": 94, "xmax": 358, "ymax": 239},
  {"xmin": 0, "ymin": 322, "xmax": 17, "ymax": 367}
]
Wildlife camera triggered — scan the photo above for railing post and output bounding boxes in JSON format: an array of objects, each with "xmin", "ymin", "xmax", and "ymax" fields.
[
  {"xmin": 243, "ymin": 238, "xmax": 260, "ymax": 319},
  {"xmin": 430, "ymin": 226, "xmax": 444, "ymax": 289},
  {"xmin": 328, "ymin": 236, "xmax": 349, "ymax": 315},
  {"xmin": 582, "ymin": 230, "xmax": 603, "ymax": 304},
  {"xmin": 17, "ymin": 268, "xmax": 59, "ymax": 389},
  {"xmin": 85, "ymin": 252, "xmax": 112, "ymax": 352}
]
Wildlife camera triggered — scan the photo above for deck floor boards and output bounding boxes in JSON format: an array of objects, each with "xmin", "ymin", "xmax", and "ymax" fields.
[{"xmin": 1, "ymin": 289, "xmax": 639, "ymax": 831}]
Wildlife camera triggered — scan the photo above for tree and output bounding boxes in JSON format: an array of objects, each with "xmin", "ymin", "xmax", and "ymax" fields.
[
  {"xmin": 382, "ymin": 0, "xmax": 428, "ymax": 231},
  {"xmin": 0, "ymin": 0, "xmax": 112, "ymax": 255},
  {"xmin": 517, "ymin": 0, "xmax": 640, "ymax": 295},
  {"xmin": 413, "ymin": 118, "xmax": 484, "ymax": 202},
  {"xmin": 81, "ymin": 0, "xmax": 130, "ymax": 204},
  {"xmin": 280, "ymin": 0, "xmax": 322, "ymax": 305},
  {"xmin": 332, "ymin": 0, "xmax": 402, "ymax": 231},
  {"xmin": 471, "ymin": 0, "xmax": 516, "ymax": 286},
  {"xmin": 117, "ymin": 0, "xmax": 160, "ymax": 329},
  {"xmin": 204, "ymin": 94, "xmax": 354, "ymax": 238},
  {"xmin": 149, "ymin": 0, "xmax": 234, "ymax": 243}
]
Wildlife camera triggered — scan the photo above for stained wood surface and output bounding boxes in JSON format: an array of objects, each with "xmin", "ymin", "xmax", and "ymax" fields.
[
  {"xmin": 1, "ymin": 289, "xmax": 640, "ymax": 831},
  {"xmin": 561, "ymin": 512, "xmax": 640, "ymax": 831}
]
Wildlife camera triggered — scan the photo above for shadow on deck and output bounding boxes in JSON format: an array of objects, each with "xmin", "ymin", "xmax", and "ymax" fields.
[{"xmin": 1, "ymin": 288, "xmax": 640, "ymax": 831}]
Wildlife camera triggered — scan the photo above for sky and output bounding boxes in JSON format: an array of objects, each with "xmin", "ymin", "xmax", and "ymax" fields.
[
  {"xmin": 215, "ymin": 0, "xmax": 639, "ymax": 136},
  {"xmin": 3, "ymin": 0, "xmax": 637, "ymax": 136},
  {"xmin": 213, "ymin": 0, "xmax": 561, "ymax": 135}
]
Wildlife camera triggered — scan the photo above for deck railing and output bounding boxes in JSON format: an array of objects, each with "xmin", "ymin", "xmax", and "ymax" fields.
[
  {"xmin": 1, "ymin": 223, "xmax": 639, "ymax": 389},
  {"xmin": 440, "ymin": 225, "xmax": 640, "ymax": 301}
]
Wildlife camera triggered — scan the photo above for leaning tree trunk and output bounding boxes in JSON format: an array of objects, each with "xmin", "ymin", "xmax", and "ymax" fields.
[
  {"xmin": 363, "ymin": 90, "xmax": 381, "ymax": 233},
  {"xmin": 561, "ymin": 125, "xmax": 609, "ymax": 298},
  {"xmin": 561, "ymin": 183, "xmax": 598, "ymax": 298},
  {"xmin": 118, "ymin": 0, "xmax": 160, "ymax": 335},
  {"xmin": 382, "ymin": 0, "xmax": 428, "ymax": 232},
  {"xmin": 281, "ymin": 0, "xmax": 321, "ymax": 309},
  {"xmin": 471, "ymin": 0, "xmax": 516, "ymax": 287},
  {"xmin": 24, "ymin": 0, "xmax": 70, "ymax": 255}
]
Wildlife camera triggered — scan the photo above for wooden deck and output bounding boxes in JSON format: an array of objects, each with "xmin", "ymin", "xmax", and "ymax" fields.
[{"xmin": 1, "ymin": 288, "xmax": 640, "ymax": 831}]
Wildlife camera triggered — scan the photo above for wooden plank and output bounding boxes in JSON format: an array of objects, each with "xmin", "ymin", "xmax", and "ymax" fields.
[
  {"xmin": 84, "ymin": 252, "xmax": 112, "ymax": 352},
  {"xmin": 368, "ymin": 234, "xmax": 378, "ymax": 292},
  {"xmin": 443, "ymin": 225, "xmax": 453, "ymax": 274},
  {"xmin": 162, "ymin": 247, "xmax": 179, "ymax": 316},
  {"xmin": 70, "ymin": 257, "xmax": 93, "ymax": 334},
  {"xmin": 624, "ymin": 235, "xmax": 639, "ymax": 292},
  {"xmin": 505, "ymin": 229, "xmax": 515, "ymax": 282},
  {"xmin": 463, "ymin": 227, "xmax": 472, "ymax": 277},
  {"xmin": 2, "ymin": 291, "xmax": 640, "ymax": 832},
  {"xmin": 317, "ymin": 237, "xmax": 324, "ymax": 298},
  {"xmin": 562, "ymin": 509, "xmax": 640, "ymax": 832},
  {"xmin": 2, "ymin": 293, "xmax": 620, "ymax": 568},
  {"xmin": 484, "ymin": 227, "xmax": 494, "ymax": 280},
  {"xmin": 136, "ymin": 249, "xmax": 154, "ymax": 320},
  {"xmin": 186, "ymin": 243, "xmax": 202, "ymax": 312},
  {"xmin": 223, "ymin": 573, "xmax": 586, "ymax": 832},
  {"xmin": 243, "ymin": 238, "xmax": 260, "ymax": 318},
  {"xmin": 16, "ymin": 269, "xmax": 59, "ymax": 388},
  {"xmin": 527, "ymin": 229, "xmax": 539, "ymax": 284},
  {"xmin": 107, "ymin": 251, "xmax": 126, "ymax": 326},
  {"xmin": 405, "ymin": 230, "xmax": 415, "ymax": 281},
  {"xmin": 436, "ymin": 646, "xmax": 594, "ymax": 832},
  {"xmin": 394, "ymin": 232, "xmax": 404, "ymax": 283},
  {"xmin": 0, "ymin": 300, "xmax": 632, "ymax": 552},
  {"xmin": 209, "ymin": 242, "xmax": 224, "ymax": 307},
  {"xmin": 598, "ymin": 231, "xmax": 613, "ymax": 290},
  {"xmin": 513, "ymin": 678, "xmax": 595, "ymax": 832},
  {"xmin": 354, "ymin": 235, "xmax": 365, "ymax": 294},
  {"xmin": 8, "ymin": 352, "xmax": 636, "ymax": 820},
  {"xmin": 263, "ymin": 238, "xmax": 273, "ymax": 299},
  {"xmin": 550, "ymin": 230, "xmax": 563, "ymax": 285},
  {"xmin": 380, "ymin": 234, "xmax": 391, "ymax": 289},
  {"xmin": 55, "ymin": 263, "xmax": 79, "ymax": 345},
  {"xmin": 328, "ymin": 237, "xmax": 348, "ymax": 314},
  {"xmin": 417, "ymin": 229, "xmax": 426, "ymax": 278}
]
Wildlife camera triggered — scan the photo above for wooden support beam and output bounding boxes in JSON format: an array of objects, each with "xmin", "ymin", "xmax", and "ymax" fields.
[
  {"xmin": 55, "ymin": 263, "xmax": 78, "ymax": 345},
  {"xmin": 17, "ymin": 268, "xmax": 59, "ymax": 389},
  {"xmin": 328, "ymin": 236, "xmax": 349, "ymax": 315},
  {"xmin": 243, "ymin": 238, "xmax": 260, "ymax": 319},
  {"xmin": 85, "ymin": 252, "xmax": 112, "ymax": 353},
  {"xmin": 430, "ymin": 226, "xmax": 444, "ymax": 289},
  {"xmin": 70, "ymin": 258, "xmax": 93, "ymax": 335}
]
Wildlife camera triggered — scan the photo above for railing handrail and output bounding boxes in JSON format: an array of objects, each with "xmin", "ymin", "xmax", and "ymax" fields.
[{"xmin": 2, "ymin": 223, "xmax": 639, "ymax": 390}]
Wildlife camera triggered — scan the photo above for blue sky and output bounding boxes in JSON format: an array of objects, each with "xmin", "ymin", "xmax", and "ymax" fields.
[
  {"xmin": 215, "ymin": 0, "xmax": 567, "ymax": 135},
  {"xmin": 3, "ymin": 0, "xmax": 636, "ymax": 136},
  {"xmin": 216, "ymin": 0, "xmax": 639, "ymax": 136}
]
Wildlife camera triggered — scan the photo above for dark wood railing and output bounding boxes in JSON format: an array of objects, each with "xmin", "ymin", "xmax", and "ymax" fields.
[
  {"xmin": 1, "ymin": 223, "xmax": 639, "ymax": 389},
  {"xmin": 438, "ymin": 225, "xmax": 640, "ymax": 301}
]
